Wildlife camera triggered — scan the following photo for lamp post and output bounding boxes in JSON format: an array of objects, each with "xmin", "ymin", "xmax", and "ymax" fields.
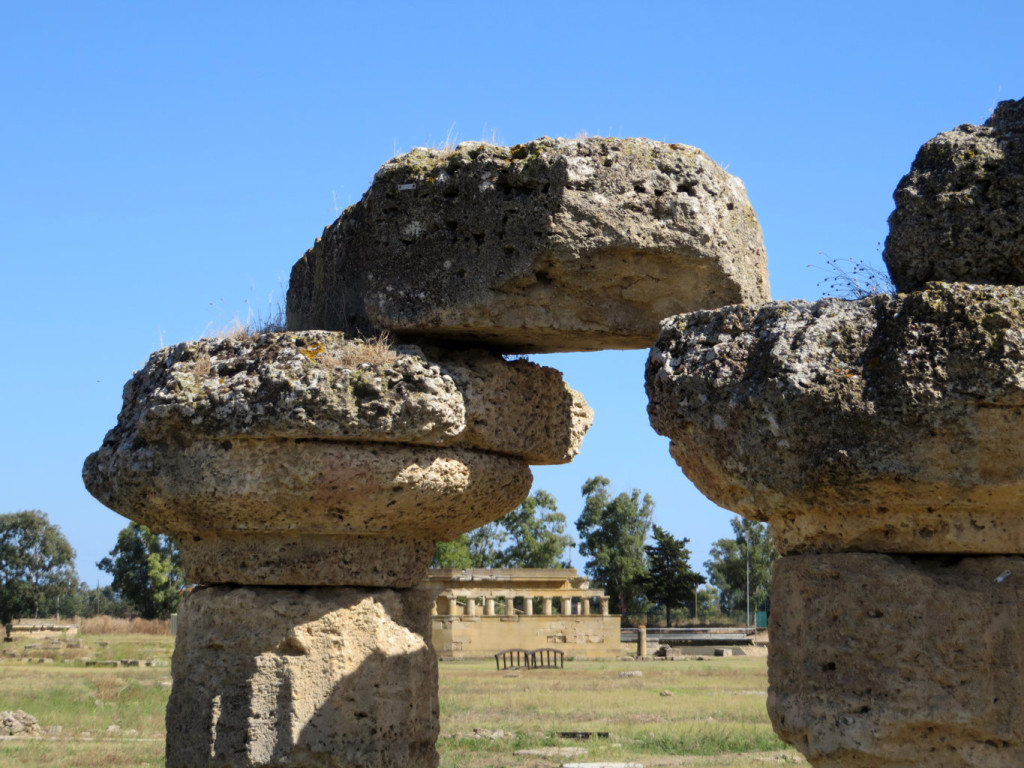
[{"xmin": 744, "ymin": 526, "xmax": 750, "ymax": 630}]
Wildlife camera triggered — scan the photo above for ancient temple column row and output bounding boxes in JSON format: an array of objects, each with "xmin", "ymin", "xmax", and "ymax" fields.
[{"xmin": 433, "ymin": 593, "xmax": 610, "ymax": 616}]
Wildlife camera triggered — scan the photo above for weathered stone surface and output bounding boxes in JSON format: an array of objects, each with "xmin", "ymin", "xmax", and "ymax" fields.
[
  {"xmin": 769, "ymin": 553, "xmax": 1024, "ymax": 767},
  {"xmin": 884, "ymin": 98, "xmax": 1024, "ymax": 291},
  {"xmin": 182, "ymin": 534, "xmax": 433, "ymax": 587},
  {"xmin": 1, "ymin": 710, "xmax": 42, "ymax": 737},
  {"xmin": 287, "ymin": 137, "xmax": 769, "ymax": 353},
  {"xmin": 647, "ymin": 282, "xmax": 1024, "ymax": 554},
  {"xmin": 431, "ymin": 347, "xmax": 592, "ymax": 464},
  {"xmin": 88, "ymin": 331, "xmax": 591, "ymax": 465},
  {"xmin": 167, "ymin": 586, "xmax": 437, "ymax": 768},
  {"xmin": 86, "ymin": 439, "xmax": 531, "ymax": 580}
]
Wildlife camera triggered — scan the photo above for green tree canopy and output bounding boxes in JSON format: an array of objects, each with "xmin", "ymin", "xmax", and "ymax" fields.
[
  {"xmin": 0, "ymin": 510, "xmax": 79, "ymax": 629},
  {"xmin": 638, "ymin": 524, "xmax": 705, "ymax": 627},
  {"xmin": 431, "ymin": 490, "xmax": 573, "ymax": 569},
  {"xmin": 430, "ymin": 534, "xmax": 474, "ymax": 569},
  {"xmin": 576, "ymin": 476, "xmax": 653, "ymax": 617},
  {"xmin": 704, "ymin": 517, "xmax": 777, "ymax": 623},
  {"xmin": 492, "ymin": 490, "xmax": 572, "ymax": 568},
  {"xmin": 97, "ymin": 523, "xmax": 185, "ymax": 620}
]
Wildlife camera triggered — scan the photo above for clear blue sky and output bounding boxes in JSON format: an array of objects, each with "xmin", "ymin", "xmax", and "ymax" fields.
[{"xmin": 3, "ymin": 2, "xmax": 1022, "ymax": 588}]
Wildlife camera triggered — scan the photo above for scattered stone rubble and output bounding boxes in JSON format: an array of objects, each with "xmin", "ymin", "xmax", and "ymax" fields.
[
  {"xmin": 648, "ymin": 98, "xmax": 1024, "ymax": 767},
  {"xmin": 0, "ymin": 710, "xmax": 42, "ymax": 737},
  {"xmin": 85, "ymin": 137, "xmax": 765, "ymax": 767}
]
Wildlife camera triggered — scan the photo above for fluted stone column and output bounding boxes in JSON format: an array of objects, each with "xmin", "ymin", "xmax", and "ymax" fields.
[
  {"xmin": 524, "ymin": 597, "xmax": 533, "ymax": 616},
  {"xmin": 600, "ymin": 597, "xmax": 610, "ymax": 616},
  {"xmin": 542, "ymin": 597, "xmax": 553, "ymax": 616},
  {"xmin": 463, "ymin": 598, "xmax": 476, "ymax": 617}
]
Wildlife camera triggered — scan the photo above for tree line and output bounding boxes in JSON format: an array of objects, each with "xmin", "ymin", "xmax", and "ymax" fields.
[
  {"xmin": 1, "ymin": 511, "xmax": 185, "ymax": 633},
  {"xmin": 431, "ymin": 475, "xmax": 776, "ymax": 626},
  {"xmin": 2, "ymin": 480, "xmax": 776, "ymax": 629}
]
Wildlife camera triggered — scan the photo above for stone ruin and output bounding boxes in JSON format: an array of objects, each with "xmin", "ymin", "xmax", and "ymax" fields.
[
  {"xmin": 83, "ymin": 136, "xmax": 769, "ymax": 767},
  {"xmin": 648, "ymin": 98, "xmax": 1024, "ymax": 767},
  {"xmin": 84, "ymin": 101, "xmax": 1024, "ymax": 766}
]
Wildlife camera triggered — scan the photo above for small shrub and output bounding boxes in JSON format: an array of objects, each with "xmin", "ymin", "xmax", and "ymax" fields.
[{"xmin": 811, "ymin": 254, "xmax": 895, "ymax": 299}]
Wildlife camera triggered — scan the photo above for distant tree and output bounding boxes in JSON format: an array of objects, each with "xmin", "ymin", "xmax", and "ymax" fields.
[
  {"xmin": 466, "ymin": 522, "xmax": 507, "ymax": 568},
  {"xmin": 76, "ymin": 584, "xmax": 132, "ymax": 618},
  {"xmin": 704, "ymin": 517, "xmax": 777, "ymax": 622},
  {"xmin": 638, "ymin": 525, "xmax": 705, "ymax": 627},
  {"xmin": 97, "ymin": 523, "xmax": 185, "ymax": 620},
  {"xmin": 493, "ymin": 490, "xmax": 573, "ymax": 568},
  {"xmin": 0, "ymin": 510, "xmax": 80, "ymax": 633},
  {"xmin": 696, "ymin": 585, "xmax": 723, "ymax": 622},
  {"xmin": 431, "ymin": 490, "xmax": 573, "ymax": 569},
  {"xmin": 431, "ymin": 534, "xmax": 473, "ymax": 569},
  {"xmin": 576, "ymin": 477, "xmax": 653, "ymax": 617}
]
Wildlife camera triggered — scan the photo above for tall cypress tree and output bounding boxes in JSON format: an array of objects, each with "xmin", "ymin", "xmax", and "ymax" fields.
[{"xmin": 639, "ymin": 524, "xmax": 705, "ymax": 626}]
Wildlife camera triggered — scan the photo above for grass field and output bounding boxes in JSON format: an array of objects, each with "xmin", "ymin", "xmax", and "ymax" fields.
[{"xmin": 0, "ymin": 633, "xmax": 806, "ymax": 768}]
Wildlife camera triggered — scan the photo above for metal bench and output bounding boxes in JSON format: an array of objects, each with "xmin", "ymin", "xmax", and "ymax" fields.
[{"xmin": 494, "ymin": 647, "xmax": 564, "ymax": 671}]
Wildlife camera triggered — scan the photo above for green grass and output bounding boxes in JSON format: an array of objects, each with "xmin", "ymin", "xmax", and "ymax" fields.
[
  {"xmin": 436, "ymin": 658, "xmax": 800, "ymax": 767},
  {"xmin": 0, "ymin": 633, "xmax": 171, "ymax": 768},
  {"xmin": 1, "ymin": 633, "xmax": 805, "ymax": 768}
]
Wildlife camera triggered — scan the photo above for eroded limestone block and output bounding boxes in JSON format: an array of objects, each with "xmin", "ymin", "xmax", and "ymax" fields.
[
  {"xmin": 646, "ymin": 283, "xmax": 1024, "ymax": 554},
  {"xmin": 182, "ymin": 534, "xmax": 434, "ymax": 588},
  {"xmin": 167, "ymin": 586, "xmax": 437, "ymax": 768},
  {"xmin": 85, "ymin": 440, "xmax": 532, "ymax": 541},
  {"xmin": 82, "ymin": 332, "xmax": 594, "ymax": 584},
  {"xmin": 86, "ymin": 439, "xmax": 531, "ymax": 585},
  {"xmin": 885, "ymin": 98, "xmax": 1024, "ymax": 291},
  {"xmin": 769, "ymin": 553, "xmax": 1024, "ymax": 767},
  {"xmin": 86, "ymin": 331, "xmax": 591, "ymax": 464},
  {"xmin": 287, "ymin": 137, "xmax": 769, "ymax": 352}
]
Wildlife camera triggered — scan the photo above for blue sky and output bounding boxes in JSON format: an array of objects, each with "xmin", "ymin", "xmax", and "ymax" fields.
[{"xmin": 3, "ymin": 2, "xmax": 1022, "ymax": 588}]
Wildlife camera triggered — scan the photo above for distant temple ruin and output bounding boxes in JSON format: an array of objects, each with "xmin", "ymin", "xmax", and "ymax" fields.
[{"xmin": 423, "ymin": 568, "xmax": 618, "ymax": 660}]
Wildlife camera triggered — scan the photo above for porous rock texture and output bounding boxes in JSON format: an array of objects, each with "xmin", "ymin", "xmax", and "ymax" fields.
[
  {"xmin": 86, "ymin": 331, "xmax": 590, "ymax": 462},
  {"xmin": 287, "ymin": 137, "xmax": 770, "ymax": 352},
  {"xmin": 885, "ymin": 98, "xmax": 1024, "ymax": 291},
  {"xmin": 770, "ymin": 553, "xmax": 1024, "ymax": 767},
  {"xmin": 167, "ymin": 586, "xmax": 437, "ymax": 768},
  {"xmin": 83, "ymin": 331, "xmax": 590, "ymax": 585},
  {"xmin": 646, "ymin": 282, "xmax": 1024, "ymax": 554}
]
